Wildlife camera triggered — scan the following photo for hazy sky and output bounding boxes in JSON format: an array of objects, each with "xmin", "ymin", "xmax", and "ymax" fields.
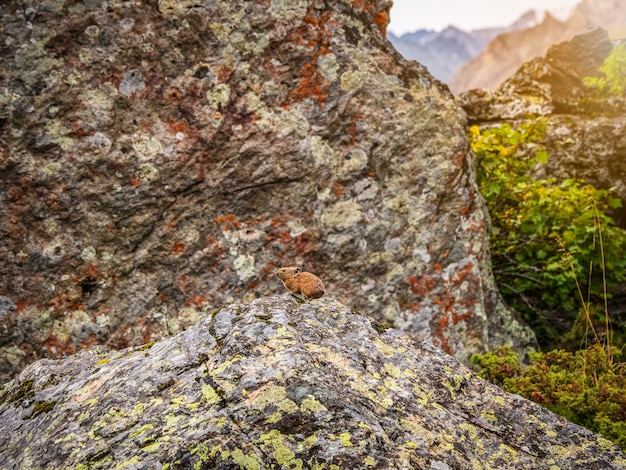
[{"xmin": 388, "ymin": 0, "xmax": 582, "ymax": 35}]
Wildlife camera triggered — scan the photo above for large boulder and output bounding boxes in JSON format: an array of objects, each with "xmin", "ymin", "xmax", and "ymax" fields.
[
  {"xmin": 1, "ymin": 295, "xmax": 624, "ymax": 469},
  {"xmin": 0, "ymin": 0, "xmax": 536, "ymax": 382}
]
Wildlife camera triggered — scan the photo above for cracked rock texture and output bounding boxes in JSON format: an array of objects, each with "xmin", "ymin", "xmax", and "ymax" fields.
[
  {"xmin": 0, "ymin": 0, "xmax": 536, "ymax": 382},
  {"xmin": 1, "ymin": 295, "xmax": 624, "ymax": 469}
]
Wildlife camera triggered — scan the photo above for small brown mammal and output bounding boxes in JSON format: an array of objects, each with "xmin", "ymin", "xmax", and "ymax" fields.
[{"xmin": 276, "ymin": 266, "xmax": 325, "ymax": 300}]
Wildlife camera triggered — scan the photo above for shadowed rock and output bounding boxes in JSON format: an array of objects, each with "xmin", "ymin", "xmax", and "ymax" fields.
[{"xmin": 1, "ymin": 295, "xmax": 624, "ymax": 469}]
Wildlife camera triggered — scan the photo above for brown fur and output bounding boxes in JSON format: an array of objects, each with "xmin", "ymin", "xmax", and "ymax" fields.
[{"xmin": 276, "ymin": 266, "xmax": 325, "ymax": 300}]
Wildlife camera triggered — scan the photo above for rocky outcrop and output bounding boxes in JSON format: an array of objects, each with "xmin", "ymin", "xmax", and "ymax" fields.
[
  {"xmin": 458, "ymin": 27, "xmax": 615, "ymax": 121},
  {"xmin": 0, "ymin": 0, "xmax": 537, "ymax": 382},
  {"xmin": 1, "ymin": 295, "xmax": 624, "ymax": 469},
  {"xmin": 450, "ymin": 0, "xmax": 626, "ymax": 93},
  {"xmin": 458, "ymin": 28, "xmax": 626, "ymax": 217}
]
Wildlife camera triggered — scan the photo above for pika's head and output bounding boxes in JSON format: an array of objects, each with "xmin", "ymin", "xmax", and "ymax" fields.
[{"xmin": 276, "ymin": 266, "xmax": 301, "ymax": 280}]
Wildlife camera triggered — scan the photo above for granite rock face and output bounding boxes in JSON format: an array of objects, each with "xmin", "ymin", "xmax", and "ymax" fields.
[
  {"xmin": 1, "ymin": 295, "xmax": 624, "ymax": 469},
  {"xmin": 0, "ymin": 0, "xmax": 536, "ymax": 382}
]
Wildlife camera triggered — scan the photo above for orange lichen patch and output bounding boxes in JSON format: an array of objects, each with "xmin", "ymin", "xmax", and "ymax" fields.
[
  {"xmin": 79, "ymin": 333, "xmax": 96, "ymax": 350},
  {"xmin": 167, "ymin": 119, "xmax": 189, "ymax": 135},
  {"xmin": 278, "ymin": 231, "xmax": 292, "ymax": 243},
  {"xmin": 172, "ymin": 241, "xmax": 186, "ymax": 256},
  {"xmin": 283, "ymin": 10, "xmax": 333, "ymax": 107},
  {"xmin": 287, "ymin": 62, "xmax": 329, "ymax": 107},
  {"xmin": 353, "ymin": 0, "xmax": 390, "ymax": 35},
  {"xmin": 50, "ymin": 292, "xmax": 80, "ymax": 313},
  {"xmin": 216, "ymin": 214, "xmax": 243, "ymax": 230},
  {"xmin": 408, "ymin": 275, "xmax": 437, "ymax": 296},
  {"xmin": 43, "ymin": 333, "xmax": 76, "ymax": 358},
  {"xmin": 186, "ymin": 294, "xmax": 208, "ymax": 308},
  {"xmin": 374, "ymin": 10, "xmax": 390, "ymax": 35},
  {"xmin": 348, "ymin": 112, "xmax": 364, "ymax": 146},
  {"xmin": 175, "ymin": 275, "xmax": 193, "ymax": 293},
  {"xmin": 333, "ymin": 182, "xmax": 345, "ymax": 196},
  {"xmin": 294, "ymin": 232, "xmax": 319, "ymax": 255},
  {"xmin": 130, "ymin": 177, "xmax": 141, "ymax": 187}
]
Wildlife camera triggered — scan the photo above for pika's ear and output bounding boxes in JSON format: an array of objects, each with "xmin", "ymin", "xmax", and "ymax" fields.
[{"xmin": 294, "ymin": 267, "xmax": 302, "ymax": 274}]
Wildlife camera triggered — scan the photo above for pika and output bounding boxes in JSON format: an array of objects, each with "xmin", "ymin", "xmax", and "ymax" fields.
[{"xmin": 276, "ymin": 266, "xmax": 325, "ymax": 300}]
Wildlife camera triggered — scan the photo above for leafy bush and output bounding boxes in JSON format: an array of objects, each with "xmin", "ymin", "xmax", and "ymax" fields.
[
  {"xmin": 584, "ymin": 42, "xmax": 626, "ymax": 98},
  {"xmin": 469, "ymin": 119, "xmax": 626, "ymax": 344},
  {"xmin": 471, "ymin": 346, "xmax": 626, "ymax": 450}
]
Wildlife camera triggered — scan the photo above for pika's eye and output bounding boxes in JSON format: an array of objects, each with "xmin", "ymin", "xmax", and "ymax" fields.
[{"xmin": 294, "ymin": 267, "xmax": 302, "ymax": 274}]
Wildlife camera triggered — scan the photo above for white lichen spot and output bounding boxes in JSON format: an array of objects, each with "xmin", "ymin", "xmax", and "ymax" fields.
[
  {"xmin": 132, "ymin": 136, "xmax": 163, "ymax": 160},
  {"xmin": 317, "ymin": 187, "xmax": 331, "ymax": 201},
  {"xmin": 84, "ymin": 25, "xmax": 100, "ymax": 39},
  {"xmin": 81, "ymin": 246, "xmax": 97, "ymax": 262},
  {"xmin": 234, "ymin": 254, "xmax": 255, "ymax": 281},
  {"xmin": 43, "ymin": 162, "xmax": 62, "ymax": 175},
  {"xmin": 269, "ymin": 0, "xmax": 307, "ymax": 21},
  {"xmin": 207, "ymin": 83, "xmax": 231, "ymax": 109},
  {"xmin": 45, "ymin": 119, "xmax": 74, "ymax": 150},
  {"xmin": 44, "ymin": 218, "xmax": 59, "ymax": 234},
  {"xmin": 138, "ymin": 163, "xmax": 159, "ymax": 181},
  {"xmin": 318, "ymin": 53, "xmax": 339, "ymax": 83},
  {"xmin": 119, "ymin": 69, "xmax": 146, "ymax": 96},
  {"xmin": 89, "ymin": 133, "xmax": 112, "ymax": 152},
  {"xmin": 339, "ymin": 148, "xmax": 368, "ymax": 177},
  {"xmin": 310, "ymin": 135, "xmax": 336, "ymax": 169},
  {"xmin": 340, "ymin": 69, "xmax": 368, "ymax": 93},
  {"xmin": 175, "ymin": 132, "xmax": 185, "ymax": 141},
  {"xmin": 79, "ymin": 48, "xmax": 93, "ymax": 64},
  {"xmin": 354, "ymin": 178, "xmax": 379, "ymax": 202},
  {"xmin": 320, "ymin": 201, "xmax": 362, "ymax": 229},
  {"xmin": 119, "ymin": 18, "xmax": 135, "ymax": 32},
  {"xmin": 158, "ymin": 0, "xmax": 205, "ymax": 16}
]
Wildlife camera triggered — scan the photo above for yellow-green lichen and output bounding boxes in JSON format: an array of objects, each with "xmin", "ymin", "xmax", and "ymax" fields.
[
  {"xmin": 259, "ymin": 430, "xmax": 302, "ymax": 470},
  {"xmin": 300, "ymin": 396, "xmax": 327, "ymax": 413},
  {"xmin": 265, "ymin": 412, "xmax": 283, "ymax": 424},
  {"xmin": 231, "ymin": 448, "xmax": 261, "ymax": 470},
  {"xmin": 373, "ymin": 338, "xmax": 395, "ymax": 358},
  {"xmin": 201, "ymin": 385, "xmax": 220, "ymax": 405},
  {"xmin": 130, "ymin": 423, "xmax": 154, "ymax": 438},
  {"xmin": 339, "ymin": 432, "xmax": 353, "ymax": 447},
  {"xmin": 115, "ymin": 456, "xmax": 142, "ymax": 469}
]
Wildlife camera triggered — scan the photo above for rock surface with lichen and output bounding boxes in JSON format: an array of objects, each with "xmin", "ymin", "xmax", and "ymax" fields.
[
  {"xmin": 0, "ymin": 0, "xmax": 536, "ymax": 383},
  {"xmin": 0, "ymin": 295, "xmax": 624, "ymax": 469}
]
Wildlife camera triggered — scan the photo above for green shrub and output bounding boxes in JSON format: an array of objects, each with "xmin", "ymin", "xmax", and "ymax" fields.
[
  {"xmin": 471, "ymin": 346, "xmax": 626, "ymax": 450},
  {"xmin": 469, "ymin": 119, "xmax": 626, "ymax": 345},
  {"xmin": 584, "ymin": 43, "xmax": 626, "ymax": 98}
]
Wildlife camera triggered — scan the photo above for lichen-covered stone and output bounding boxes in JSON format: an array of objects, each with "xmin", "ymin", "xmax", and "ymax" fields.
[
  {"xmin": 0, "ymin": 296, "xmax": 623, "ymax": 469},
  {"xmin": 0, "ymin": 0, "xmax": 535, "ymax": 382}
]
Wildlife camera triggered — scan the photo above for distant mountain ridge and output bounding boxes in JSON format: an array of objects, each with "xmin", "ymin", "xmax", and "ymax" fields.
[{"xmin": 387, "ymin": 10, "xmax": 540, "ymax": 83}]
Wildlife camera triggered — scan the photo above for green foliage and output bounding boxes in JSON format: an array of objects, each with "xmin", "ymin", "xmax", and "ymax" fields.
[
  {"xmin": 584, "ymin": 43, "xmax": 626, "ymax": 97},
  {"xmin": 471, "ymin": 346, "xmax": 626, "ymax": 450},
  {"xmin": 470, "ymin": 119, "xmax": 626, "ymax": 342}
]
